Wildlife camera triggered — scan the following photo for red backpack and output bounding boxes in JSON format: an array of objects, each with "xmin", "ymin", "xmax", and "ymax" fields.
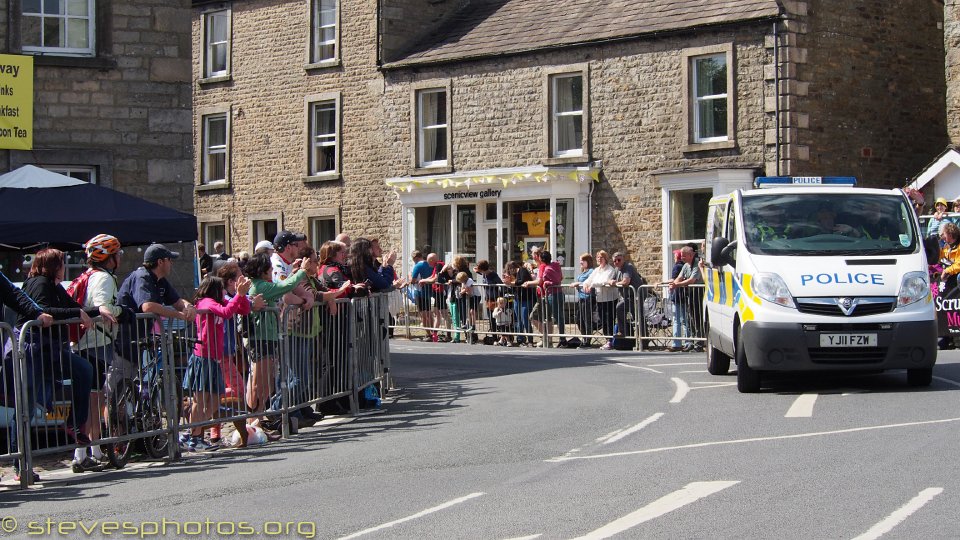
[{"xmin": 65, "ymin": 268, "xmax": 99, "ymax": 343}]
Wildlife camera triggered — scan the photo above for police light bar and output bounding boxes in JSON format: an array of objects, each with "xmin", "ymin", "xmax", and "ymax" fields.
[{"xmin": 754, "ymin": 176, "xmax": 857, "ymax": 188}]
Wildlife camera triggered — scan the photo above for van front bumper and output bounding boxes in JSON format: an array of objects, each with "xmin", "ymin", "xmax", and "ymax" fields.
[{"xmin": 740, "ymin": 320, "xmax": 937, "ymax": 370}]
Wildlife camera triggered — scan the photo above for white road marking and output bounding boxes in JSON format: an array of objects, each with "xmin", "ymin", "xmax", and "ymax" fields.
[
  {"xmin": 785, "ymin": 393, "xmax": 819, "ymax": 418},
  {"xmin": 669, "ymin": 378, "xmax": 690, "ymax": 403},
  {"xmin": 596, "ymin": 429, "xmax": 625, "ymax": 443},
  {"xmin": 337, "ymin": 492, "xmax": 485, "ymax": 540},
  {"xmin": 502, "ymin": 536, "xmax": 541, "ymax": 540},
  {"xmin": 933, "ymin": 375, "xmax": 960, "ymax": 389},
  {"xmin": 569, "ymin": 481, "xmax": 739, "ymax": 540},
  {"xmin": 648, "ymin": 362, "xmax": 705, "ymax": 367},
  {"xmin": 851, "ymin": 488, "xmax": 943, "ymax": 540},
  {"xmin": 604, "ymin": 413, "xmax": 665, "ymax": 445},
  {"xmin": 616, "ymin": 362, "xmax": 662, "ymax": 374},
  {"xmin": 544, "ymin": 417, "xmax": 960, "ymax": 463},
  {"xmin": 689, "ymin": 382, "xmax": 737, "ymax": 390}
]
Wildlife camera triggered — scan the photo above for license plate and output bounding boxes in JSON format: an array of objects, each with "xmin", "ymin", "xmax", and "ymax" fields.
[{"xmin": 819, "ymin": 333, "xmax": 877, "ymax": 347}]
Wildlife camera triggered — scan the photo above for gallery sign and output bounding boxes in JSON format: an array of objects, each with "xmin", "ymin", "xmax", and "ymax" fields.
[{"xmin": 0, "ymin": 54, "xmax": 33, "ymax": 150}]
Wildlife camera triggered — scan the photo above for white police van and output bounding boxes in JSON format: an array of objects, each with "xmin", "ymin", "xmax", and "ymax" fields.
[{"xmin": 703, "ymin": 176, "xmax": 937, "ymax": 392}]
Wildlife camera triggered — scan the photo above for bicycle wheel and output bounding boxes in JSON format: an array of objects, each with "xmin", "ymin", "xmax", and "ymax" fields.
[
  {"xmin": 103, "ymin": 381, "xmax": 135, "ymax": 469},
  {"xmin": 142, "ymin": 386, "xmax": 170, "ymax": 459}
]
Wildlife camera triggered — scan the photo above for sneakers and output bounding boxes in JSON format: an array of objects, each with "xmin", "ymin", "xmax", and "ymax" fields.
[
  {"xmin": 178, "ymin": 433, "xmax": 196, "ymax": 453},
  {"xmin": 600, "ymin": 342, "xmax": 612, "ymax": 350},
  {"xmin": 191, "ymin": 436, "xmax": 220, "ymax": 452},
  {"xmin": 71, "ymin": 456, "xmax": 103, "ymax": 473},
  {"xmin": 14, "ymin": 468, "xmax": 40, "ymax": 483}
]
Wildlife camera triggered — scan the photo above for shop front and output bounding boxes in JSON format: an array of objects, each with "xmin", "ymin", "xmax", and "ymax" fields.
[{"xmin": 387, "ymin": 165, "xmax": 600, "ymax": 279}]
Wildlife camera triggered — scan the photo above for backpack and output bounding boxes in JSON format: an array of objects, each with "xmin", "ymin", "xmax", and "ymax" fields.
[{"xmin": 65, "ymin": 268, "xmax": 99, "ymax": 343}]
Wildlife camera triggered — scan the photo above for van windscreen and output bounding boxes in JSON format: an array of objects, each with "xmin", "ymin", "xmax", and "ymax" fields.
[{"xmin": 741, "ymin": 193, "xmax": 917, "ymax": 256}]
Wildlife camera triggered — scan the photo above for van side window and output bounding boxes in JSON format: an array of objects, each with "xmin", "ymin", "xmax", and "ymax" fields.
[{"xmin": 726, "ymin": 200, "xmax": 738, "ymax": 242}]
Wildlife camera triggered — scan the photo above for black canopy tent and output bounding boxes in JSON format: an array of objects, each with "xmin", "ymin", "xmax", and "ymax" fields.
[{"xmin": 0, "ymin": 166, "xmax": 197, "ymax": 251}]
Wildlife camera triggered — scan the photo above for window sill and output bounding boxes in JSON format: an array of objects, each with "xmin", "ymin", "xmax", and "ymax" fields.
[
  {"xmin": 31, "ymin": 55, "xmax": 116, "ymax": 70},
  {"xmin": 682, "ymin": 140, "xmax": 737, "ymax": 153},
  {"xmin": 411, "ymin": 165, "xmax": 452, "ymax": 176},
  {"xmin": 199, "ymin": 74, "xmax": 232, "ymax": 85},
  {"xmin": 304, "ymin": 59, "xmax": 341, "ymax": 72},
  {"xmin": 303, "ymin": 172, "xmax": 341, "ymax": 183},
  {"xmin": 196, "ymin": 182, "xmax": 231, "ymax": 192},
  {"xmin": 543, "ymin": 155, "xmax": 590, "ymax": 167}
]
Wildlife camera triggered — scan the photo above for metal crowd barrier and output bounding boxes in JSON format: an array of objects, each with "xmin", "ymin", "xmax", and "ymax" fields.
[
  {"xmin": 390, "ymin": 281, "xmax": 706, "ymax": 351},
  {"xmin": 3, "ymin": 292, "xmax": 394, "ymax": 490}
]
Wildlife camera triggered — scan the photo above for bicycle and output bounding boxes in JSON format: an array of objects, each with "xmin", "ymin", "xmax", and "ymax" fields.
[{"xmin": 103, "ymin": 333, "xmax": 197, "ymax": 467}]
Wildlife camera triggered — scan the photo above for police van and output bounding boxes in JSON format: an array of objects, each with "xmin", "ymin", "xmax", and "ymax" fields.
[{"xmin": 703, "ymin": 176, "xmax": 937, "ymax": 392}]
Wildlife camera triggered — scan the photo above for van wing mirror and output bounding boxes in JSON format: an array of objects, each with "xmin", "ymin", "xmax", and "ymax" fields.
[{"xmin": 711, "ymin": 238, "xmax": 738, "ymax": 267}]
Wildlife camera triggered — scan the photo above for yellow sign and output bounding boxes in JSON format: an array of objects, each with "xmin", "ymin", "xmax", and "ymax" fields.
[{"xmin": 0, "ymin": 54, "xmax": 32, "ymax": 150}]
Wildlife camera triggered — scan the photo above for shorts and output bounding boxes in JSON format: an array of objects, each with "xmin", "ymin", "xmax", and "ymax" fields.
[
  {"xmin": 415, "ymin": 291, "xmax": 432, "ymax": 312},
  {"xmin": 78, "ymin": 345, "xmax": 111, "ymax": 389},
  {"xmin": 182, "ymin": 354, "xmax": 226, "ymax": 394},
  {"xmin": 469, "ymin": 296, "xmax": 481, "ymax": 313},
  {"xmin": 247, "ymin": 340, "xmax": 278, "ymax": 363}
]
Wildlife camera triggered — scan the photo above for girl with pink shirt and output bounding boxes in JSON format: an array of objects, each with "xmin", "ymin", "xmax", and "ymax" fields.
[{"xmin": 181, "ymin": 275, "xmax": 252, "ymax": 451}]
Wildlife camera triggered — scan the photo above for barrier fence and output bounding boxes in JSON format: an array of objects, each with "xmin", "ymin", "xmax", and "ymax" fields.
[
  {"xmin": 2, "ymin": 293, "xmax": 391, "ymax": 489},
  {"xmin": 390, "ymin": 282, "xmax": 706, "ymax": 350}
]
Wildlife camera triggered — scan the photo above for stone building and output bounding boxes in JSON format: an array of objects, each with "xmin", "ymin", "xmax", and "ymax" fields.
[
  {"xmin": 193, "ymin": 0, "xmax": 946, "ymax": 280},
  {"xmin": 0, "ymin": 0, "xmax": 193, "ymax": 211}
]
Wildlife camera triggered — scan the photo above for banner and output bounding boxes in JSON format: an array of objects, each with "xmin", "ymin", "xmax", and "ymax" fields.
[{"xmin": 0, "ymin": 54, "xmax": 33, "ymax": 150}]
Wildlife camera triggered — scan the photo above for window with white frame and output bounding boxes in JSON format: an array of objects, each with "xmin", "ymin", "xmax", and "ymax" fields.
[
  {"xmin": 203, "ymin": 10, "xmax": 230, "ymax": 79},
  {"xmin": 202, "ymin": 113, "xmax": 228, "ymax": 184},
  {"xmin": 311, "ymin": 0, "xmax": 337, "ymax": 64},
  {"xmin": 202, "ymin": 222, "xmax": 227, "ymax": 253},
  {"xmin": 44, "ymin": 165, "xmax": 96, "ymax": 184},
  {"xmin": 252, "ymin": 219, "xmax": 278, "ymax": 250},
  {"xmin": 417, "ymin": 88, "xmax": 448, "ymax": 168},
  {"xmin": 308, "ymin": 216, "xmax": 337, "ymax": 249},
  {"xmin": 309, "ymin": 99, "xmax": 338, "ymax": 175},
  {"xmin": 692, "ymin": 53, "xmax": 728, "ymax": 143},
  {"xmin": 551, "ymin": 74, "xmax": 584, "ymax": 157},
  {"xmin": 21, "ymin": 0, "xmax": 95, "ymax": 56}
]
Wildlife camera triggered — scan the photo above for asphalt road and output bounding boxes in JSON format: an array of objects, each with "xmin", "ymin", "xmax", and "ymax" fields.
[{"xmin": 2, "ymin": 341, "xmax": 960, "ymax": 539}]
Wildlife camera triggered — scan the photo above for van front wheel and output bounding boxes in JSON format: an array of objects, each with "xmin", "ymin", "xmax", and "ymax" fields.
[
  {"xmin": 736, "ymin": 331, "xmax": 760, "ymax": 393},
  {"xmin": 706, "ymin": 322, "xmax": 730, "ymax": 376}
]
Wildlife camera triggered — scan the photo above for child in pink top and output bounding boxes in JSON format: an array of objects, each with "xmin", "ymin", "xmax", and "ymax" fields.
[{"xmin": 181, "ymin": 275, "xmax": 252, "ymax": 451}]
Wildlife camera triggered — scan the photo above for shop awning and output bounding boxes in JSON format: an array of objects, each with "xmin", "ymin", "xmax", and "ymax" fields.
[{"xmin": 385, "ymin": 164, "xmax": 601, "ymax": 193}]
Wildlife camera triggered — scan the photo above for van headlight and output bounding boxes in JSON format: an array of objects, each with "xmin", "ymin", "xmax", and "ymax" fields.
[
  {"xmin": 751, "ymin": 272, "xmax": 796, "ymax": 309},
  {"xmin": 897, "ymin": 271, "xmax": 929, "ymax": 307}
]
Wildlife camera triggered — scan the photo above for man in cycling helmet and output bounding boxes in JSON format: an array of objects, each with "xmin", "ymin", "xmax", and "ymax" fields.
[{"xmin": 72, "ymin": 234, "xmax": 130, "ymax": 471}]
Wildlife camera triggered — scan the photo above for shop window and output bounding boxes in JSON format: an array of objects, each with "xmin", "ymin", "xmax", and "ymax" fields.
[
  {"xmin": 414, "ymin": 206, "xmax": 451, "ymax": 259},
  {"xmin": 457, "ymin": 205, "xmax": 476, "ymax": 259},
  {"xmin": 668, "ymin": 189, "xmax": 712, "ymax": 255},
  {"xmin": 555, "ymin": 199, "xmax": 574, "ymax": 268},
  {"xmin": 508, "ymin": 200, "xmax": 550, "ymax": 263}
]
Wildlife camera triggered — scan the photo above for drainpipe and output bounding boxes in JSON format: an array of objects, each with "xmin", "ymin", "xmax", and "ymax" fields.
[{"xmin": 774, "ymin": 19, "xmax": 781, "ymax": 176}]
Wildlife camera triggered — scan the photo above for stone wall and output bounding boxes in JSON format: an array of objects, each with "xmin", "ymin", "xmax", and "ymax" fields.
[
  {"xmin": 1, "ymin": 0, "xmax": 194, "ymax": 213},
  {"xmin": 947, "ymin": 0, "xmax": 960, "ymax": 144},
  {"xmin": 786, "ymin": 0, "xmax": 947, "ymax": 186}
]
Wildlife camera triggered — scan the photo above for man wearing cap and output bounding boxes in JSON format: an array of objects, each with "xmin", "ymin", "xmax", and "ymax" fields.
[
  {"xmin": 254, "ymin": 240, "xmax": 275, "ymax": 255},
  {"xmin": 116, "ymin": 244, "xmax": 196, "ymax": 353}
]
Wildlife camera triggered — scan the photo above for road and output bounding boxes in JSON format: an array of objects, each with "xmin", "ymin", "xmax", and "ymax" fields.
[{"xmin": 2, "ymin": 341, "xmax": 959, "ymax": 539}]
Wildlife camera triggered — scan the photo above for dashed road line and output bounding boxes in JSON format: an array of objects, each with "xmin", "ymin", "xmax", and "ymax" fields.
[
  {"xmin": 337, "ymin": 492, "xmax": 485, "ymax": 540},
  {"xmin": 785, "ymin": 393, "xmax": 818, "ymax": 418},
  {"xmin": 851, "ymin": 488, "xmax": 943, "ymax": 540},
  {"xmin": 933, "ymin": 375, "xmax": 960, "ymax": 389},
  {"xmin": 569, "ymin": 481, "xmax": 740, "ymax": 540},
  {"xmin": 647, "ymin": 362, "xmax": 705, "ymax": 367},
  {"xmin": 604, "ymin": 413, "xmax": 665, "ymax": 445},
  {"xmin": 545, "ymin": 417, "xmax": 960, "ymax": 463}
]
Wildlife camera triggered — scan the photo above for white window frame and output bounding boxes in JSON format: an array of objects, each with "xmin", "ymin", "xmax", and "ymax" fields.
[
  {"xmin": 306, "ymin": 214, "xmax": 339, "ymax": 249},
  {"xmin": 43, "ymin": 165, "xmax": 96, "ymax": 184},
  {"xmin": 202, "ymin": 9, "xmax": 231, "ymax": 79},
  {"xmin": 202, "ymin": 112, "xmax": 228, "ymax": 184},
  {"xmin": 310, "ymin": 0, "xmax": 338, "ymax": 65},
  {"xmin": 550, "ymin": 73, "xmax": 584, "ymax": 158},
  {"xmin": 250, "ymin": 216, "xmax": 280, "ymax": 250},
  {"xmin": 417, "ymin": 88, "xmax": 449, "ymax": 168},
  {"xmin": 201, "ymin": 221, "xmax": 228, "ymax": 254},
  {"xmin": 21, "ymin": 0, "xmax": 96, "ymax": 57},
  {"xmin": 307, "ymin": 96, "xmax": 339, "ymax": 177},
  {"xmin": 692, "ymin": 53, "xmax": 728, "ymax": 144}
]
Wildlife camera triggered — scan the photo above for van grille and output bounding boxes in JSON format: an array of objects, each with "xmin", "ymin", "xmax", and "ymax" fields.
[
  {"xmin": 795, "ymin": 297, "xmax": 895, "ymax": 317},
  {"xmin": 809, "ymin": 347, "xmax": 888, "ymax": 364}
]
